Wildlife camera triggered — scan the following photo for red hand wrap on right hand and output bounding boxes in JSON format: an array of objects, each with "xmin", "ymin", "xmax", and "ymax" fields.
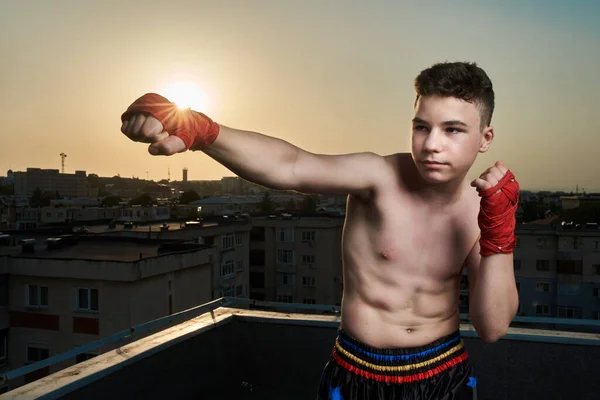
[
  {"xmin": 478, "ymin": 170, "xmax": 520, "ymax": 256},
  {"xmin": 121, "ymin": 93, "xmax": 220, "ymax": 151}
]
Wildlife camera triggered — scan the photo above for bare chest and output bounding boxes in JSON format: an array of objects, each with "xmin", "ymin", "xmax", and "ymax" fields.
[{"xmin": 344, "ymin": 195, "xmax": 478, "ymax": 279}]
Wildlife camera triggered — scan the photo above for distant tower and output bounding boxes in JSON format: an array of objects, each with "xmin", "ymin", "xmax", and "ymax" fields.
[
  {"xmin": 60, "ymin": 153, "xmax": 67, "ymax": 173},
  {"xmin": 168, "ymin": 167, "xmax": 171, "ymax": 182},
  {"xmin": 183, "ymin": 167, "xmax": 188, "ymax": 182}
]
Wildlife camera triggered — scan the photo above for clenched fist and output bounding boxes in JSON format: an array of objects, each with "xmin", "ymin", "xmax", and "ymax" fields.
[
  {"xmin": 470, "ymin": 161, "xmax": 513, "ymax": 194},
  {"xmin": 120, "ymin": 93, "xmax": 220, "ymax": 156}
]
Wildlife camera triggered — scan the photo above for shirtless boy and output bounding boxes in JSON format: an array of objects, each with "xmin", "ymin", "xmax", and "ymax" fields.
[{"xmin": 120, "ymin": 62, "xmax": 519, "ymax": 399}]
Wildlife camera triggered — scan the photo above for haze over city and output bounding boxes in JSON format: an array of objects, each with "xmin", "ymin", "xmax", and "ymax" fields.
[{"xmin": 1, "ymin": 0, "xmax": 599, "ymax": 192}]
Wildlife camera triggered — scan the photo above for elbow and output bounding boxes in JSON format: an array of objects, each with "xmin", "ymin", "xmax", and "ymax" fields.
[{"xmin": 475, "ymin": 324, "xmax": 509, "ymax": 344}]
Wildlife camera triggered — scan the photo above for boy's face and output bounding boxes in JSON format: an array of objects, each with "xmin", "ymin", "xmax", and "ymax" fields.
[{"xmin": 411, "ymin": 95, "xmax": 493, "ymax": 184}]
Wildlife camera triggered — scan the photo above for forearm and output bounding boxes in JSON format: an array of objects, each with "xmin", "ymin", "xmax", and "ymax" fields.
[
  {"xmin": 201, "ymin": 125, "xmax": 301, "ymax": 190},
  {"xmin": 469, "ymin": 253, "xmax": 519, "ymax": 343}
]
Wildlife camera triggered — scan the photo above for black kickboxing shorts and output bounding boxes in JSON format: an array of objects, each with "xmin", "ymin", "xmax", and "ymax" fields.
[{"xmin": 317, "ymin": 329, "xmax": 477, "ymax": 400}]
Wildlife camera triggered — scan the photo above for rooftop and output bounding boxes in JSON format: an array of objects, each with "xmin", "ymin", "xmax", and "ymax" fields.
[
  {"xmin": 2, "ymin": 299, "xmax": 599, "ymax": 400},
  {"xmin": 0, "ymin": 234, "xmax": 208, "ymax": 262}
]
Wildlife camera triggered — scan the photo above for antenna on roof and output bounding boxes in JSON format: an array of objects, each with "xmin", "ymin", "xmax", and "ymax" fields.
[{"xmin": 60, "ymin": 153, "xmax": 67, "ymax": 173}]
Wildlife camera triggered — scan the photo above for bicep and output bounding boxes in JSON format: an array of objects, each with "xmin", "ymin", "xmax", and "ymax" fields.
[{"xmin": 292, "ymin": 151, "xmax": 390, "ymax": 197}]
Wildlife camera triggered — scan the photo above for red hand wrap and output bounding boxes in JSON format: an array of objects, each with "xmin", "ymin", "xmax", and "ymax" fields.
[
  {"xmin": 121, "ymin": 93, "xmax": 220, "ymax": 150},
  {"xmin": 478, "ymin": 170, "xmax": 520, "ymax": 256}
]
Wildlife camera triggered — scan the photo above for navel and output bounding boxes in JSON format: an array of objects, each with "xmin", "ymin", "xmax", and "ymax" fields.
[{"xmin": 406, "ymin": 329, "xmax": 412, "ymax": 334}]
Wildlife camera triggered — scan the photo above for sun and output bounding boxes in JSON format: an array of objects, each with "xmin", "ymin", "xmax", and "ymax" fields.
[{"xmin": 163, "ymin": 82, "xmax": 209, "ymax": 113}]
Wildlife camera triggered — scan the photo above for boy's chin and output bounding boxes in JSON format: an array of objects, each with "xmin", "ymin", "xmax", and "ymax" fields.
[{"xmin": 418, "ymin": 169, "xmax": 459, "ymax": 185}]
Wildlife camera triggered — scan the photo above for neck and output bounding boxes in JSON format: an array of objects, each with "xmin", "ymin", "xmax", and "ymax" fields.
[{"xmin": 415, "ymin": 174, "xmax": 468, "ymax": 207}]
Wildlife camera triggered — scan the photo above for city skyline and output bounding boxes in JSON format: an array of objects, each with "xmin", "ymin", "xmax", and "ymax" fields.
[{"xmin": 1, "ymin": 1, "xmax": 599, "ymax": 191}]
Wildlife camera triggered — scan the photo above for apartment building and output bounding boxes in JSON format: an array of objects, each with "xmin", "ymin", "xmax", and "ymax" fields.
[
  {"xmin": 249, "ymin": 216, "xmax": 345, "ymax": 307},
  {"xmin": 13, "ymin": 169, "xmax": 89, "ymax": 198},
  {"xmin": 513, "ymin": 224, "xmax": 600, "ymax": 320},
  {"xmin": 0, "ymin": 234, "xmax": 215, "ymax": 389},
  {"xmin": 98, "ymin": 218, "xmax": 252, "ymax": 302}
]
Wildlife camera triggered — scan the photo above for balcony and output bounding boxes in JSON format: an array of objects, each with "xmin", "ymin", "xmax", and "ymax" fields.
[{"xmin": 1, "ymin": 299, "xmax": 600, "ymax": 400}]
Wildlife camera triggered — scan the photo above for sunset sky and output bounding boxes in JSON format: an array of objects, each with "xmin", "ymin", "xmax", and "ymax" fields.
[{"xmin": 1, "ymin": 1, "xmax": 599, "ymax": 192}]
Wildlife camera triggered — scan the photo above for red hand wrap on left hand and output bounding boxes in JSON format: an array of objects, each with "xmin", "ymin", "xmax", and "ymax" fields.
[{"xmin": 478, "ymin": 170, "xmax": 520, "ymax": 256}]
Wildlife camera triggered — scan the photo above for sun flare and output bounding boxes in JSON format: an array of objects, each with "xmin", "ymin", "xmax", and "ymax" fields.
[{"xmin": 163, "ymin": 82, "xmax": 209, "ymax": 113}]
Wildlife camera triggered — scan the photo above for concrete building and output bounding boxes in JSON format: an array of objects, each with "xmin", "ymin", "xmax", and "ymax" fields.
[
  {"xmin": 512, "ymin": 223, "xmax": 600, "ymax": 320},
  {"xmin": 560, "ymin": 195, "xmax": 600, "ymax": 210},
  {"xmin": 95, "ymin": 219, "xmax": 252, "ymax": 302},
  {"xmin": 0, "ymin": 233, "xmax": 217, "ymax": 389},
  {"xmin": 13, "ymin": 169, "xmax": 89, "ymax": 198},
  {"xmin": 249, "ymin": 216, "xmax": 345, "ymax": 306}
]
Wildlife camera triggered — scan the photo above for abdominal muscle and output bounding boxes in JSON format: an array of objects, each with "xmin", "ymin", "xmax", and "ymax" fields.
[{"xmin": 340, "ymin": 265, "xmax": 462, "ymax": 349}]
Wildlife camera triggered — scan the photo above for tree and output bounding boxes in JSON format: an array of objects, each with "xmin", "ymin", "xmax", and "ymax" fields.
[
  {"xmin": 0, "ymin": 184, "xmax": 14, "ymax": 195},
  {"xmin": 260, "ymin": 192, "xmax": 275, "ymax": 214},
  {"xmin": 87, "ymin": 173, "xmax": 100, "ymax": 188},
  {"xmin": 129, "ymin": 193, "xmax": 154, "ymax": 207},
  {"xmin": 179, "ymin": 190, "xmax": 201, "ymax": 204},
  {"xmin": 286, "ymin": 199, "xmax": 297, "ymax": 212},
  {"xmin": 30, "ymin": 187, "xmax": 45, "ymax": 208},
  {"xmin": 102, "ymin": 196, "xmax": 123, "ymax": 207},
  {"xmin": 300, "ymin": 195, "xmax": 318, "ymax": 213}
]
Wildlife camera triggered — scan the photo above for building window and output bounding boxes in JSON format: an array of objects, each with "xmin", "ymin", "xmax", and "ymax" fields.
[
  {"xmin": 593, "ymin": 288, "xmax": 600, "ymax": 298},
  {"xmin": 27, "ymin": 345, "xmax": 49, "ymax": 363},
  {"xmin": 236, "ymin": 260, "xmax": 243, "ymax": 272},
  {"xmin": 535, "ymin": 305, "xmax": 549, "ymax": 315},
  {"xmin": 26, "ymin": 285, "xmax": 49, "ymax": 308},
  {"xmin": 536, "ymin": 238, "xmax": 548, "ymax": 249},
  {"xmin": 558, "ymin": 306, "xmax": 581, "ymax": 319},
  {"xmin": 513, "ymin": 260, "xmax": 521, "ymax": 270},
  {"xmin": 221, "ymin": 261, "xmax": 235, "ymax": 278},
  {"xmin": 302, "ymin": 231, "xmax": 316, "ymax": 242},
  {"xmin": 301, "ymin": 255, "xmax": 315, "ymax": 265},
  {"xmin": 221, "ymin": 234, "xmax": 234, "ymax": 250},
  {"xmin": 536, "ymin": 282, "xmax": 550, "ymax": 293},
  {"xmin": 302, "ymin": 276, "xmax": 316, "ymax": 287},
  {"xmin": 221, "ymin": 286, "xmax": 235, "ymax": 297},
  {"xmin": 277, "ymin": 228, "xmax": 294, "ymax": 243},
  {"xmin": 276, "ymin": 295, "xmax": 294, "ymax": 303},
  {"xmin": 277, "ymin": 249, "xmax": 295, "ymax": 264},
  {"xmin": 277, "ymin": 274, "xmax": 294, "ymax": 286},
  {"xmin": 592, "ymin": 265, "xmax": 600, "ymax": 275},
  {"xmin": 303, "ymin": 299, "xmax": 316, "ymax": 304},
  {"xmin": 236, "ymin": 285, "xmax": 244, "ymax": 296},
  {"xmin": 235, "ymin": 233, "xmax": 243, "ymax": 247},
  {"xmin": 536, "ymin": 260, "xmax": 550, "ymax": 271},
  {"xmin": 593, "ymin": 311, "xmax": 600, "ymax": 320},
  {"xmin": 77, "ymin": 288, "xmax": 99, "ymax": 312},
  {"xmin": 557, "ymin": 283, "xmax": 580, "ymax": 296}
]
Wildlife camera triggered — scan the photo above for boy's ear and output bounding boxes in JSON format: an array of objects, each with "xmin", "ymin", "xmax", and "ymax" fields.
[{"xmin": 479, "ymin": 125, "xmax": 494, "ymax": 153}]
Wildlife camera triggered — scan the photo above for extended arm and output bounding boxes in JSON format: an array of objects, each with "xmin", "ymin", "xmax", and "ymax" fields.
[
  {"xmin": 120, "ymin": 93, "xmax": 392, "ymax": 198},
  {"xmin": 202, "ymin": 125, "xmax": 390, "ymax": 197}
]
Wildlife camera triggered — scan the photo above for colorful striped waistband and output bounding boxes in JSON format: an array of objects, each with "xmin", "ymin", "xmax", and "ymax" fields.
[{"xmin": 332, "ymin": 329, "xmax": 468, "ymax": 384}]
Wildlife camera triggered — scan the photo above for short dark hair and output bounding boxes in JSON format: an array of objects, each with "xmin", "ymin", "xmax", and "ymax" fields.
[{"xmin": 414, "ymin": 62, "xmax": 495, "ymax": 129}]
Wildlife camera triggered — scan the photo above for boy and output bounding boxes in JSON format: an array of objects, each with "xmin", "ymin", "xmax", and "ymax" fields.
[{"xmin": 120, "ymin": 62, "xmax": 519, "ymax": 399}]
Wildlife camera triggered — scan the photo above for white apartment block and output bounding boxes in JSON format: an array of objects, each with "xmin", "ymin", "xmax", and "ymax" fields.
[
  {"xmin": 0, "ymin": 234, "xmax": 215, "ymax": 389},
  {"xmin": 97, "ymin": 219, "xmax": 252, "ymax": 303}
]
